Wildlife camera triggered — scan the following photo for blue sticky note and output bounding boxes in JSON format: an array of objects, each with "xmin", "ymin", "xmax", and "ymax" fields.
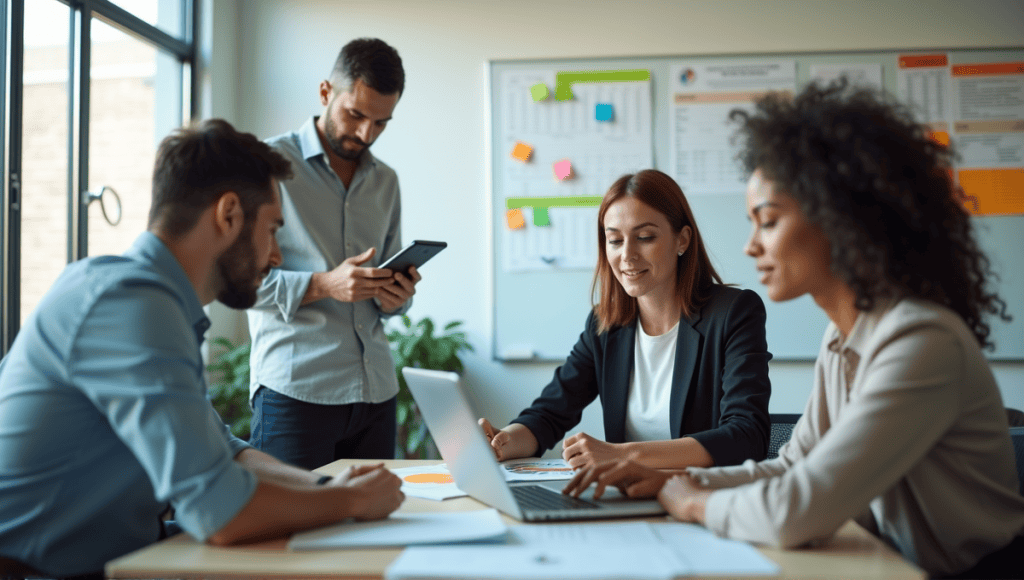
[{"xmin": 595, "ymin": 103, "xmax": 613, "ymax": 122}]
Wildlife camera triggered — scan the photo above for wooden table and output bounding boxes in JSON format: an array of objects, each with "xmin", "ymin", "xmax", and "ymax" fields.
[{"xmin": 106, "ymin": 459, "xmax": 925, "ymax": 579}]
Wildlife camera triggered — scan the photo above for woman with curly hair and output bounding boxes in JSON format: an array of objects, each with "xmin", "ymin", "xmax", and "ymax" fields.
[{"xmin": 563, "ymin": 82, "xmax": 1024, "ymax": 579}]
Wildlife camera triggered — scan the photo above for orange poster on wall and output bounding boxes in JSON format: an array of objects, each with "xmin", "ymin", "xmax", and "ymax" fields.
[{"xmin": 958, "ymin": 169, "xmax": 1024, "ymax": 216}]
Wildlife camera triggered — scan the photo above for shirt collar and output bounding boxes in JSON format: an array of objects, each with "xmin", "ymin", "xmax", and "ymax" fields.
[
  {"xmin": 828, "ymin": 297, "xmax": 899, "ymax": 357},
  {"xmin": 298, "ymin": 116, "xmax": 378, "ymax": 168},
  {"xmin": 123, "ymin": 232, "xmax": 211, "ymax": 338}
]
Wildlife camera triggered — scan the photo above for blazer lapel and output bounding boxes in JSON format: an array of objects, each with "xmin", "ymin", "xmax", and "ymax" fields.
[
  {"xmin": 603, "ymin": 322, "xmax": 635, "ymax": 443},
  {"xmin": 670, "ymin": 307, "xmax": 704, "ymax": 438}
]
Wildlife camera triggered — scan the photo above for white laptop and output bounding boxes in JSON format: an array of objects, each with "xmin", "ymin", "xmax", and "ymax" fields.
[{"xmin": 402, "ymin": 367, "xmax": 667, "ymax": 522}]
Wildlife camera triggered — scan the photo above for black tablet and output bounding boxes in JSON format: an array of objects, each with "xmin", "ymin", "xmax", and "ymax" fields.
[{"xmin": 379, "ymin": 240, "xmax": 447, "ymax": 275}]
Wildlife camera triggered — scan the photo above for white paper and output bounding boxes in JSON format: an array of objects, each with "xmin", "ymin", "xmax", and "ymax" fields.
[
  {"xmin": 668, "ymin": 59, "xmax": 796, "ymax": 196},
  {"xmin": 808, "ymin": 63, "xmax": 883, "ymax": 91},
  {"xmin": 952, "ymin": 68, "xmax": 1024, "ymax": 168},
  {"xmin": 651, "ymin": 522, "xmax": 780, "ymax": 576},
  {"xmin": 386, "ymin": 545, "xmax": 681, "ymax": 580},
  {"xmin": 897, "ymin": 54, "xmax": 952, "ymax": 127},
  {"xmin": 500, "ymin": 457, "xmax": 576, "ymax": 481},
  {"xmin": 288, "ymin": 509, "xmax": 507, "ymax": 550},
  {"xmin": 499, "ymin": 69, "xmax": 653, "ymax": 273},
  {"xmin": 390, "ymin": 464, "xmax": 467, "ymax": 501},
  {"xmin": 385, "ymin": 521, "xmax": 779, "ymax": 579}
]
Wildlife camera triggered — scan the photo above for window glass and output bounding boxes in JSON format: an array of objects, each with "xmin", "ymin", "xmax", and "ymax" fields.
[
  {"xmin": 20, "ymin": 0, "xmax": 71, "ymax": 324},
  {"xmin": 106, "ymin": 0, "xmax": 184, "ymax": 39},
  {"xmin": 87, "ymin": 18, "xmax": 185, "ymax": 257}
]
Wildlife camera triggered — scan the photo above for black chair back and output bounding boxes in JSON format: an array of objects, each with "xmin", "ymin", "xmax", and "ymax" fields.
[
  {"xmin": 1011, "ymin": 426, "xmax": 1024, "ymax": 496},
  {"xmin": 767, "ymin": 414, "xmax": 800, "ymax": 460}
]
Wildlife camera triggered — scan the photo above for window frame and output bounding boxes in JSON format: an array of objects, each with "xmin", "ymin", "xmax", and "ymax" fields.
[{"xmin": 1, "ymin": 0, "xmax": 198, "ymax": 354}]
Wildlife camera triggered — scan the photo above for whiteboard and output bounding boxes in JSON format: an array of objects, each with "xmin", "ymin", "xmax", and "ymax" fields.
[{"xmin": 490, "ymin": 48, "xmax": 1024, "ymax": 362}]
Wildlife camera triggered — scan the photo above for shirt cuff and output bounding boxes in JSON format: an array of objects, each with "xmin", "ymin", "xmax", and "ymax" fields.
[
  {"xmin": 271, "ymin": 270, "xmax": 312, "ymax": 323},
  {"xmin": 172, "ymin": 463, "xmax": 258, "ymax": 541},
  {"xmin": 226, "ymin": 434, "xmax": 252, "ymax": 456},
  {"xmin": 703, "ymin": 488, "xmax": 733, "ymax": 538}
]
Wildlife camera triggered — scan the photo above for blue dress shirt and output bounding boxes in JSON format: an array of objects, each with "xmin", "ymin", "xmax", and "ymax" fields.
[
  {"xmin": 247, "ymin": 117, "xmax": 408, "ymax": 406},
  {"xmin": 0, "ymin": 232, "xmax": 257, "ymax": 577}
]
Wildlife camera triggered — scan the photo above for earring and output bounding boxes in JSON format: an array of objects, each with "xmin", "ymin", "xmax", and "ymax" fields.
[{"xmin": 677, "ymin": 251, "xmax": 684, "ymax": 257}]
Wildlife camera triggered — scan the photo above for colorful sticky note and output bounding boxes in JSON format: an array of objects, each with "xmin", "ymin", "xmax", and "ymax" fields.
[
  {"xmin": 553, "ymin": 159, "xmax": 573, "ymax": 180},
  {"xmin": 506, "ymin": 208, "xmax": 525, "ymax": 229},
  {"xmin": 530, "ymin": 83, "xmax": 549, "ymax": 101},
  {"xmin": 595, "ymin": 103, "xmax": 613, "ymax": 122},
  {"xmin": 533, "ymin": 207, "xmax": 550, "ymax": 226},
  {"xmin": 510, "ymin": 141, "xmax": 533, "ymax": 162}
]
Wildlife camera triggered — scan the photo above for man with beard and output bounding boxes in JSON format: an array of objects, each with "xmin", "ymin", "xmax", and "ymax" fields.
[
  {"xmin": 0, "ymin": 119, "xmax": 404, "ymax": 579},
  {"xmin": 247, "ymin": 38, "xmax": 419, "ymax": 469}
]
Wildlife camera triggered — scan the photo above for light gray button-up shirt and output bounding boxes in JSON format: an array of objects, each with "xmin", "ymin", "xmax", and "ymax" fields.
[{"xmin": 248, "ymin": 117, "xmax": 407, "ymax": 406}]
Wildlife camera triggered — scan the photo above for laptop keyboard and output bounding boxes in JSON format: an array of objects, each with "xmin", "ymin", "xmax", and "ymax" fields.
[{"xmin": 512, "ymin": 485, "xmax": 600, "ymax": 512}]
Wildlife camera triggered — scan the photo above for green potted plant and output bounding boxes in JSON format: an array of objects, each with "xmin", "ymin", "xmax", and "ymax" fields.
[
  {"xmin": 206, "ymin": 337, "xmax": 252, "ymax": 440},
  {"xmin": 387, "ymin": 315, "xmax": 474, "ymax": 459}
]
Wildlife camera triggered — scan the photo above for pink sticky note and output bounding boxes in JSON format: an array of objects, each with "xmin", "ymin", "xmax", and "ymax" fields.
[{"xmin": 553, "ymin": 159, "xmax": 573, "ymax": 180}]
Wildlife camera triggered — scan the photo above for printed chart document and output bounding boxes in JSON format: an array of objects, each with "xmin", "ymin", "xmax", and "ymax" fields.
[
  {"xmin": 385, "ymin": 521, "xmax": 779, "ymax": 579},
  {"xmin": 950, "ymin": 60, "xmax": 1024, "ymax": 215},
  {"xmin": 500, "ymin": 457, "xmax": 576, "ymax": 481},
  {"xmin": 668, "ymin": 59, "xmax": 796, "ymax": 196},
  {"xmin": 390, "ymin": 464, "xmax": 467, "ymax": 501},
  {"xmin": 288, "ymin": 509, "xmax": 507, "ymax": 550}
]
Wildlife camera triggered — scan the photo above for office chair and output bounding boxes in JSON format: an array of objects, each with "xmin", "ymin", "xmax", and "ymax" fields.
[
  {"xmin": 767, "ymin": 414, "xmax": 800, "ymax": 460},
  {"xmin": 1011, "ymin": 426, "xmax": 1024, "ymax": 496},
  {"xmin": 1007, "ymin": 407, "xmax": 1024, "ymax": 428}
]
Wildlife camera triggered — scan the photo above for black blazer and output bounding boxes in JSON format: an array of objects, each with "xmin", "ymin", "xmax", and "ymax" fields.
[{"xmin": 511, "ymin": 285, "xmax": 772, "ymax": 466}]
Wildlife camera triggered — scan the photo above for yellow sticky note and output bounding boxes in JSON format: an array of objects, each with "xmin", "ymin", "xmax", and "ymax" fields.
[
  {"xmin": 506, "ymin": 209, "xmax": 526, "ymax": 229},
  {"xmin": 510, "ymin": 141, "xmax": 533, "ymax": 162}
]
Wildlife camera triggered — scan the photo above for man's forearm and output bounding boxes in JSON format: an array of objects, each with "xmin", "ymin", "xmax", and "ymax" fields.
[
  {"xmin": 235, "ymin": 448, "xmax": 322, "ymax": 487},
  {"xmin": 301, "ymin": 272, "xmax": 329, "ymax": 306}
]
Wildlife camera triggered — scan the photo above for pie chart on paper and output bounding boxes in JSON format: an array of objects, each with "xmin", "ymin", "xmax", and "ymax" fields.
[{"xmin": 403, "ymin": 473, "xmax": 454, "ymax": 484}]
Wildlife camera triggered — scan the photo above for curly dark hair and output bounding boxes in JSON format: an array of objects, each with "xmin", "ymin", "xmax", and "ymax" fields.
[{"xmin": 730, "ymin": 81, "xmax": 1010, "ymax": 349}]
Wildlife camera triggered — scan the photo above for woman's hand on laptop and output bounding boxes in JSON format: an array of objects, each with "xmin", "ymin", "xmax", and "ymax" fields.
[
  {"xmin": 561, "ymin": 458, "xmax": 670, "ymax": 500},
  {"xmin": 478, "ymin": 419, "xmax": 539, "ymax": 461}
]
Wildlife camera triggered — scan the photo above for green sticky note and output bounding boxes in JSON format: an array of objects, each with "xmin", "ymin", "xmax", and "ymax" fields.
[
  {"xmin": 533, "ymin": 207, "xmax": 550, "ymax": 226},
  {"xmin": 530, "ymin": 83, "xmax": 549, "ymax": 102},
  {"xmin": 555, "ymin": 69, "xmax": 650, "ymax": 101}
]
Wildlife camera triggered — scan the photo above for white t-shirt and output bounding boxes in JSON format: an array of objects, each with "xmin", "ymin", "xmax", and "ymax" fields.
[{"xmin": 624, "ymin": 320, "xmax": 678, "ymax": 443}]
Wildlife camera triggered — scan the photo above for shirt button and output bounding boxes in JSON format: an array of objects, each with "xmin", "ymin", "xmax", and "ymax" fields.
[{"xmin": 357, "ymin": 324, "xmax": 363, "ymax": 330}]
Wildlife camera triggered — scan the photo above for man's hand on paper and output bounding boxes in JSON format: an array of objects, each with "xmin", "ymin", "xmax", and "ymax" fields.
[
  {"xmin": 328, "ymin": 463, "xmax": 405, "ymax": 520},
  {"xmin": 561, "ymin": 432, "xmax": 627, "ymax": 470},
  {"xmin": 561, "ymin": 458, "xmax": 670, "ymax": 500}
]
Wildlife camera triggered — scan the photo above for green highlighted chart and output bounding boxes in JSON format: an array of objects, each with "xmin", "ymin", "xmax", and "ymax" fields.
[
  {"xmin": 554, "ymin": 69, "xmax": 651, "ymax": 101},
  {"xmin": 506, "ymin": 196, "xmax": 604, "ymax": 226}
]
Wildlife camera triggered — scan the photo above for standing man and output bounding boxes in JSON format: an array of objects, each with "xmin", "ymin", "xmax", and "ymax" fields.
[
  {"xmin": 0, "ymin": 119, "xmax": 403, "ymax": 579},
  {"xmin": 248, "ymin": 38, "xmax": 418, "ymax": 469}
]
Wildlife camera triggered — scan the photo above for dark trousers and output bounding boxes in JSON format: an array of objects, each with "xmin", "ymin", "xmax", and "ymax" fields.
[{"xmin": 250, "ymin": 386, "xmax": 397, "ymax": 470}]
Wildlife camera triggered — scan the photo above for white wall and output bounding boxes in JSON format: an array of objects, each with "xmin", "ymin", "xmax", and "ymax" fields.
[{"xmin": 209, "ymin": 0, "xmax": 1024, "ymax": 455}]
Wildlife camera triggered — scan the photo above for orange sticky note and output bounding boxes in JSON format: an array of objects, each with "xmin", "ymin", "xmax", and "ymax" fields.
[
  {"xmin": 511, "ymin": 141, "xmax": 533, "ymax": 162},
  {"xmin": 553, "ymin": 159, "xmax": 573, "ymax": 180},
  {"xmin": 929, "ymin": 131, "xmax": 950, "ymax": 147},
  {"xmin": 506, "ymin": 208, "xmax": 525, "ymax": 229}
]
